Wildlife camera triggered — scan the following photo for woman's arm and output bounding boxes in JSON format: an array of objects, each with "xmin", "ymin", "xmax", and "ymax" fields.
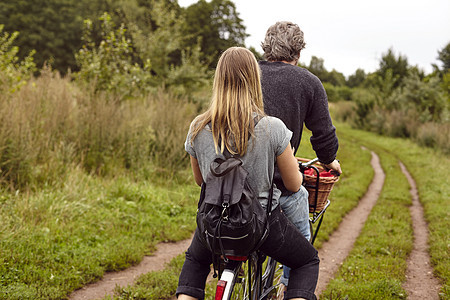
[
  {"xmin": 190, "ymin": 156, "xmax": 203, "ymax": 186},
  {"xmin": 277, "ymin": 143, "xmax": 302, "ymax": 192}
]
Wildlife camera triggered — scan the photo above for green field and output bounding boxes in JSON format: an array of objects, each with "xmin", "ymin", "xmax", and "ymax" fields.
[
  {"xmin": 111, "ymin": 123, "xmax": 449, "ymax": 299},
  {"xmin": 0, "ymin": 123, "xmax": 448, "ymax": 299}
]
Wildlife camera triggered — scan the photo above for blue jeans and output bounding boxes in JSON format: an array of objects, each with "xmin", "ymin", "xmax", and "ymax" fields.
[
  {"xmin": 176, "ymin": 205, "xmax": 319, "ymax": 300},
  {"xmin": 279, "ymin": 185, "xmax": 311, "ymax": 286}
]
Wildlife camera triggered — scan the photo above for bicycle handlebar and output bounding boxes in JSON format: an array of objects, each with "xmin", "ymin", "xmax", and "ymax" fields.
[{"xmin": 299, "ymin": 157, "xmax": 319, "ymax": 168}]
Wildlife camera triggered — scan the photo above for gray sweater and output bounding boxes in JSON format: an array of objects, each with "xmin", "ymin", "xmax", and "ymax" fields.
[{"xmin": 259, "ymin": 61, "xmax": 339, "ymax": 195}]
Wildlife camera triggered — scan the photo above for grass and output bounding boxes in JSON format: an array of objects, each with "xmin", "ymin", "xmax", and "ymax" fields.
[
  {"xmin": 1, "ymin": 119, "xmax": 447, "ymax": 299},
  {"xmin": 321, "ymin": 136, "xmax": 413, "ymax": 299},
  {"xmin": 113, "ymin": 123, "xmax": 449, "ymax": 299},
  {"xmin": 334, "ymin": 123, "xmax": 449, "ymax": 298},
  {"xmin": 111, "ymin": 254, "xmax": 186, "ymax": 300},
  {"xmin": 0, "ymin": 168, "xmax": 199, "ymax": 300},
  {"xmin": 298, "ymin": 128, "xmax": 374, "ymax": 249},
  {"xmin": 111, "ymin": 127, "xmax": 376, "ymax": 299}
]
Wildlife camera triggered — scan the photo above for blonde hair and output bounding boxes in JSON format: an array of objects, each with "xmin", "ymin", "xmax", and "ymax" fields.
[
  {"xmin": 190, "ymin": 47, "xmax": 265, "ymax": 156},
  {"xmin": 261, "ymin": 21, "xmax": 306, "ymax": 62}
]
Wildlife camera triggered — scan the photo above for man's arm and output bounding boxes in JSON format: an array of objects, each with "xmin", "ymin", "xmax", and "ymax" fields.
[{"xmin": 305, "ymin": 75, "xmax": 340, "ymax": 166}]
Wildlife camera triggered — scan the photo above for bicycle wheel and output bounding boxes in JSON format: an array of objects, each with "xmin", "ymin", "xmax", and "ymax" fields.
[
  {"xmin": 216, "ymin": 254, "xmax": 262, "ymax": 300},
  {"xmin": 261, "ymin": 256, "xmax": 283, "ymax": 300},
  {"xmin": 231, "ymin": 255, "xmax": 261, "ymax": 300}
]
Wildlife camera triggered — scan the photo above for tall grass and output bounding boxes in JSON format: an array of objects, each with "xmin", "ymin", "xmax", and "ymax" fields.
[{"xmin": 0, "ymin": 68, "xmax": 198, "ymax": 190}]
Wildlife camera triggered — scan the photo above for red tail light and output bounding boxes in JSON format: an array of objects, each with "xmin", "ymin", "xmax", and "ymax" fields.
[
  {"xmin": 215, "ymin": 280, "xmax": 227, "ymax": 300},
  {"xmin": 225, "ymin": 255, "xmax": 247, "ymax": 261}
]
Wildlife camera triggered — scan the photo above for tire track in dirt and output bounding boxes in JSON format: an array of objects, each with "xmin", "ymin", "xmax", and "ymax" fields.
[
  {"xmin": 69, "ymin": 236, "xmax": 193, "ymax": 300},
  {"xmin": 399, "ymin": 162, "xmax": 441, "ymax": 299},
  {"xmin": 315, "ymin": 150, "xmax": 385, "ymax": 296}
]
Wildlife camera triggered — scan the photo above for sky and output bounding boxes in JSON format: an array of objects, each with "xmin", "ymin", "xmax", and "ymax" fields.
[{"xmin": 178, "ymin": 0, "xmax": 450, "ymax": 77}]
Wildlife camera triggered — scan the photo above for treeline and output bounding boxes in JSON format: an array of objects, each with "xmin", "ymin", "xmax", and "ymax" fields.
[
  {"xmin": 0, "ymin": 0, "xmax": 246, "ymax": 74},
  {"xmin": 307, "ymin": 46, "xmax": 449, "ymax": 154},
  {"xmin": 0, "ymin": 0, "xmax": 250, "ymax": 190},
  {"xmin": 0, "ymin": 0, "xmax": 449, "ymax": 191}
]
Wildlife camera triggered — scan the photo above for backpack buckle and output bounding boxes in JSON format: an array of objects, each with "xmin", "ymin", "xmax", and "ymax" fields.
[{"xmin": 221, "ymin": 203, "xmax": 229, "ymax": 221}]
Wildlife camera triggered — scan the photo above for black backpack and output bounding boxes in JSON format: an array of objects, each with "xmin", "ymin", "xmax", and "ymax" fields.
[{"xmin": 196, "ymin": 153, "xmax": 273, "ymax": 275}]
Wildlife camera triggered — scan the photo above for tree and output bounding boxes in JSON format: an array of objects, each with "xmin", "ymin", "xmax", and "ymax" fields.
[
  {"xmin": 308, "ymin": 56, "xmax": 327, "ymax": 80},
  {"xmin": 0, "ymin": 0, "xmax": 120, "ymax": 73},
  {"xmin": 347, "ymin": 68, "xmax": 366, "ymax": 88},
  {"xmin": 436, "ymin": 42, "xmax": 450, "ymax": 73},
  {"xmin": 182, "ymin": 0, "xmax": 247, "ymax": 67},
  {"xmin": 0, "ymin": 25, "xmax": 36, "ymax": 93},
  {"xmin": 249, "ymin": 46, "xmax": 263, "ymax": 61},
  {"xmin": 326, "ymin": 69, "xmax": 346, "ymax": 86},
  {"xmin": 307, "ymin": 56, "xmax": 345, "ymax": 86},
  {"xmin": 376, "ymin": 48, "xmax": 409, "ymax": 89}
]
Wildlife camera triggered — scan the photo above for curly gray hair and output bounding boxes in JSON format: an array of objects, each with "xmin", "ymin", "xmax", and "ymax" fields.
[{"xmin": 261, "ymin": 21, "xmax": 306, "ymax": 62}]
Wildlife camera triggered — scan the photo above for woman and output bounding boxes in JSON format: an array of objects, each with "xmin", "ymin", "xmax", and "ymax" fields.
[{"xmin": 177, "ymin": 47, "xmax": 319, "ymax": 300}]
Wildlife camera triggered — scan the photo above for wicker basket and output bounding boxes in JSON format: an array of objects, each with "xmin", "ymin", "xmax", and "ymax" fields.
[{"xmin": 297, "ymin": 158, "xmax": 339, "ymax": 213}]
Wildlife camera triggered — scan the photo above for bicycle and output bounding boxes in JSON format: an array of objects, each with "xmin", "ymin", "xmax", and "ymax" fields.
[{"xmin": 213, "ymin": 157, "xmax": 338, "ymax": 300}]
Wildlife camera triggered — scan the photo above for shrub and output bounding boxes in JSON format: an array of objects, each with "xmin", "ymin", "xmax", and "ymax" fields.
[
  {"xmin": 415, "ymin": 122, "xmax": 450, "ymax": 154},
  {"xmin": 0, "ymin": 25, "xmax": 36, "ymax": 94},
  {"xmin": 75, "ymin": 13, "xmax": 156, "ymax": 99},
  {"xmin": 330, "ymin": 101, "xmax": 356, "ymax": 123},
  {"xmin": 75, "ymin": 11, "xmax": 210, "ymax": 101},
  {"xmin": 323, "ymin": 82, "xmax": 339, "ymax": 103},
  {"xmin": 323, "ymin": 83, "xmax": 353, "ymax": 103},
  {"xmin": 352, "ymin": 88, "xmax": 378, "ymax": 129},
  {"xmin": 347, "ymin": 72, "xmax": 449, "ymax": 154}
]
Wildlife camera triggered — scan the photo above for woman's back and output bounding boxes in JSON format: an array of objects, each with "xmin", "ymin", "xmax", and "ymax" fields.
[{"xmin": 185, "ymin": 115, "xmax": 292, "ymax": 211}]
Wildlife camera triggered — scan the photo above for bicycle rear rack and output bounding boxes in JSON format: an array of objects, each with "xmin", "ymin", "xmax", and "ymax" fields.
[{"xmin": 310, "ymin": 199, "xmax": 330, "ymax": 245}]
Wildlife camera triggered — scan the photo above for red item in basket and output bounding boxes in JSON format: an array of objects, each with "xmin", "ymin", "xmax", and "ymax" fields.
[{"xmin": 304, "ymin": 168, "xmax": 335, "ymax": 177}]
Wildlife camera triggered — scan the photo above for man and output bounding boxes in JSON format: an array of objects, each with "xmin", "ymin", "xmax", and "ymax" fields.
[{"xmin": 259, "ymin": 21, "xmax": 342, "ymax": 292}]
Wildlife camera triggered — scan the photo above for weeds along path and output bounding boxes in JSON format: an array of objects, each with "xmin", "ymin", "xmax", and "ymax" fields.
[
  {"xmin": 315, "ymin": 150, "xmax": 385, "ymax": 296},
  {"xmin": 400, "ymin": 162, "xmax": 442, "ymax": 299},
  {"xmin": 69, "ymin": 236, "xmax": 193, "ymax": 300}
]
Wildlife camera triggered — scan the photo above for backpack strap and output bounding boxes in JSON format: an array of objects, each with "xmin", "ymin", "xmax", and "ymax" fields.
[
  {"xmin": 266, "ymin": 182, "xmax": 274, "ymax": 216},
  {"xmin": 207, "ymin": 117, "xmax": 274, "ymax": 216}
]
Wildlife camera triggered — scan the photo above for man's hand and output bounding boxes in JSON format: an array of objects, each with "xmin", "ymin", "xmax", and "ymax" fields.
[{"xmin": 324, "ymin": 159, "xmax": 342, "ymax": 175}]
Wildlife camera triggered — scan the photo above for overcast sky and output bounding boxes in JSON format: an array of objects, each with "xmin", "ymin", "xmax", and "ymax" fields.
[{"xmin": 178, "ymin": 0, "xmax": 450, "ymax": 77}]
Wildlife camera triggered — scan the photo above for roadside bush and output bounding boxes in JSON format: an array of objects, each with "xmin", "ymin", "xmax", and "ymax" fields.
[
  {"xmin": 0, "ymin": 25, "xmax": 36, "ymax": 94},
  {"xmin": 348, "ymin": 72, "xmax": 449, "ymax": 154},
  {"xmin": 323, "ymin": 82, "xmax": 339, "ymax": 103},
  {"xmin": 75, "ymin": 13, "xmax": 156, "ymax": 99},
  {"xmin": 75, "ymin": 12, "xmax": 210, "ymax": 101},
  {"xmin": 351, "ymin": 88, "xmax": 378, "ymax": 129},
  {"xmin": 323, "ymin": 83, "xmax": 353, "ymax": 103},
  {"xmin": 329, "ymin": 101, "xmax": 356, "ymax": 123},
  {"xmin": 415, "ymin": 122, "xmax": 450, "ymax": 154}
]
